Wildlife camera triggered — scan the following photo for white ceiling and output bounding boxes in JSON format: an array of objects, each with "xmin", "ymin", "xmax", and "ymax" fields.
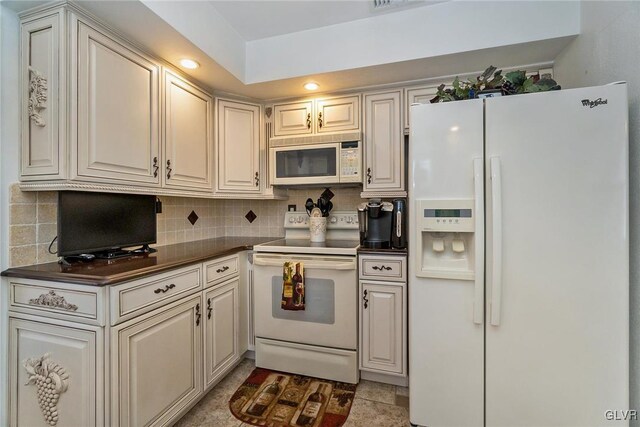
[
  {"xmin": 4, "ymin": 0, "xmax": 581, "ymax": 100},
  {"xmin": 208, "ymin": 0, "xmax": 446, "ymax": 41}
]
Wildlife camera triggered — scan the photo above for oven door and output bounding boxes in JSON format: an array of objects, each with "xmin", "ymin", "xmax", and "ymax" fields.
[
  {"xmin": 253, "ymin": 253, "xmax": 357, "ymax": 350},
  {"xmin": 269, "ymin": 143, "xmax": 340, "ymax": 185}
]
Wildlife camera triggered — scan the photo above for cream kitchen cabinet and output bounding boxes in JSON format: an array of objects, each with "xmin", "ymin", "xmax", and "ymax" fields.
[
  {"xmin": 272, "ymin": 95, "xmax": 360, "ymax": 137},
  {"xmin": 74, "ymin": 19, "xmax": 160, "ymax": 186},
  {"xmin": 163, "ymin": 70, "xmax": 213, "ymax": 191},
  {"xmin": 362, "ymin": 90, "xmax": 405, "ymax": 198},
  {"xmin": 359, "ymin": 254, "xmax": 407, "ymax": 384},
  {"xmin": 8, "ymin": 316, "xmax": 103, "ymax": 427},
  {"xmin": 204, "ymin": 278, "xmax": 240, "ymax": 390},
  {"xmin": 215, "ymin": 99, "xmax": 262, "ymax": 194},
  {"xmin": 272, "ymin": 101, "xmax": 313, "ymax": 137},
  {"xmin": 18, "ymin": 4, "xmax": 219, "ymax": 197},
  {"xmin": 20, "ymin": 10, "xmax": 66, "ymax": 180},
  {"xmin": 404, "ymin": 85, "xmax": 438, "ymax": 129}
]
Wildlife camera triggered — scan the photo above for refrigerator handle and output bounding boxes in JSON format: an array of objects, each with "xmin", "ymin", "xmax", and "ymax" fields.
[
  {"xmin": 490, "ymin": 157, "xmax": 503, "ymax": 326},
  {"xmin": 473, "ymin": 158, "xmax": 484, "ymax": 325}
]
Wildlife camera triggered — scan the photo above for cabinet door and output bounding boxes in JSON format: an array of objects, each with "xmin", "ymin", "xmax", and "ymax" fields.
[
  {"xmin": 20, "ymin": 12, "xmax": 66, "ymax": 180},
  {"xmin": 113, "ymin": 295, "xmax": 202, "ymax": 427},
  {"xmin": 75, "ymin": 21, "xmax": 160, "ymax": 185},
  {"xmin": 316, "ymin": 95, "xmax": 360, "ymax": 134},
  {"xmin": 204, "ymin": 279, "xmax": 239, "ymax": 389},
  {"xmin": 404, "ymin": 85, "xmax": 438, "ymax": 129},
  {"xmin": 216, "ymin": 99, "xmax": 261, "ymax": 193},
  {"xmin": 273, "ymin": 101, "xmax": 313, "ymax": 136},
  {"xmin": 363, "ymin": 91, "xmax": 404, "ymax": 194},
  {"xmin": 163, "ymin": 70, "xmax": 213, "ymax": 191},
  {"xmin": 360, "ymin": 282, "xmax": 405, "ymax": 375},
  {"xmin": 9, "ymin": 317, "xmax": 102, "ymax": 427}
]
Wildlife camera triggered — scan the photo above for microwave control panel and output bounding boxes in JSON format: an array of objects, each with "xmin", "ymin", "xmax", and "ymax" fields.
[
  {"xmin": 417, "ymin": 199, "xmax": 475, "ymax": 232},
  {"xmin": 340, "ymin": 141, "xmax": 361, "ymax": 183}
]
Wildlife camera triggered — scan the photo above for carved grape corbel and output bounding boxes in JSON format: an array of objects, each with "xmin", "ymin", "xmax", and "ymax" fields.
[
  {"xmin": 23, "ymin": 353, "xmax": 69, "ymax": 426},
  {"xmin": 28, "ymin": 66, "xmax": 47, "ymax": 127}
]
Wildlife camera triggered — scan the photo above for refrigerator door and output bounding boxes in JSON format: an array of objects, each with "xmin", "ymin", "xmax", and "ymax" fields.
[
  {"xmin": 485, "ymin": 85, "xmax": 629, "ymax": 426},
  {"xmin": 409, "ymin": 99, "xmax": 484, "ymax": 426}
]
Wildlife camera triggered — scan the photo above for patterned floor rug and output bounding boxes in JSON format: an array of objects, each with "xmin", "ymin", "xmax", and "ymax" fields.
[{"xmin": 229, "ymin": 368, "xmax": 357, "ymax": 427}]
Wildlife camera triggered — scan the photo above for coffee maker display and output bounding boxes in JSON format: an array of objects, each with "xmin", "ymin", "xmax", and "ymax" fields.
[{"xmin": 358, "ymin": 199, "xmax": 393, "ymax": 249}]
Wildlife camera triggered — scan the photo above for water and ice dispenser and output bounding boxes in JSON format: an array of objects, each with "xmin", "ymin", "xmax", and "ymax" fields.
[{"xmin": 414, "ymin": 199, "xmax": 476, "ymax": 280}]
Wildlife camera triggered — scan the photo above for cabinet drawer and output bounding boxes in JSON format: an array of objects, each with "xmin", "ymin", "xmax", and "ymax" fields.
[
  {"xmin": 359, "ymin": 255, "xmax": 406, "ymax": 282},
  {"xmin": 111, "ymin": 265, "xmax": 202, "ymax": 325},
  {"xmin": 204, "ymin": 254, "xmax": 239, "ymax": 288},
  {"xmin": 9, "ymin": 279, "xmax": 104, "ymax": 325}
]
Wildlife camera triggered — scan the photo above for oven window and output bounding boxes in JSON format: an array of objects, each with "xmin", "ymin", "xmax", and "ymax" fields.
[
  {"xmin": 270, "ymin": 276, "xmax": 335, "ymax": 324},
  {"xmin": 275, "ymin": 147, "xmax": 337, "ymax": 178}
]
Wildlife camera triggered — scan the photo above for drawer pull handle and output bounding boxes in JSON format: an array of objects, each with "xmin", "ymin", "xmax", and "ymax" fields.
[
  {"xmin": 363, "ymin": 289, "xmax": 369, "ymax": 309},
  {"xmin": 306, "ymin": 113, "xmax": 311, "ymax": 129},
  {"xmin": 196, "ymin": 303, "xmax": 201, "ymax": 326},
  {"xmin": 366, "ymin": 167, "xmax": 372, "ymax": 184},
  {"xmin": 372, "ymin": 265, "xmax": 393, "ymax": 271},
  {"xmin": 216, "ymin": 266, "xmax": 230, "ymax": 273},
  {"xmin": 153, "ymin": 156, "xmax": 159, "ymax": 177},
  {"xmin": 166, "ymin": 159, "xmax": 172, "ymax": 179},
  {"xmin": 28, "ymin": 290, "xmax": 78, "ymax": 312},
  {"xmin": 207, "ymin": 297, "xmax": 212, "ymax": 320},
  {"xmin": 154, "ymin": 284, "xmax": 176, "ymax": 294}
]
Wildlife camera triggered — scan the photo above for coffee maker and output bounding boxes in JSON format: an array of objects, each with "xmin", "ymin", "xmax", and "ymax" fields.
[{"xmin": 358, "ymin": 199, "xmax": 393, "ymax": 249}]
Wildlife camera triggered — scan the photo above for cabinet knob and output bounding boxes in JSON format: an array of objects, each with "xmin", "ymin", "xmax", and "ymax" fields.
[{"xmin": 166, "ymin": 159, "xmax": 172, "ymax": 179}]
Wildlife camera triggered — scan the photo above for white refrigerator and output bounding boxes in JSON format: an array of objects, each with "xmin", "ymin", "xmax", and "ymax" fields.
[{"xmin": 408, "ymin": 84, "xmax": 629, "ymax": 427}]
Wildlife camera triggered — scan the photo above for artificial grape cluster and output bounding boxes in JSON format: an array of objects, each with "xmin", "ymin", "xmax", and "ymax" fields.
[
  {"xmin": 23, "ymin": 353, "xmax": 69, "ymax": 426},
  {"xmin": 501, "ymin": 80, "xmax": 517, "ymax": 95}
]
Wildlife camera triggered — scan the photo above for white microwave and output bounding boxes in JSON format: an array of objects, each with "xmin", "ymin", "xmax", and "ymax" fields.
[{"xmin": 269, "ymin": 141, "xmax": 361, "ymax": 186}]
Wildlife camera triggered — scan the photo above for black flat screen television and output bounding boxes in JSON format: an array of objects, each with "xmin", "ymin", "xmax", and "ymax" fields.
[{"xmin": 57, "ymin": 191, "xmax": 157, "ymax": 257}]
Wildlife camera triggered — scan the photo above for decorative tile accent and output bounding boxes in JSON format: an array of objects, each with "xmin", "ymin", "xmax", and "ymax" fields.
[
  {"xmin": 244, "ymin": 210, "xmax": 257, "ymax": 223},
  {"xmin": 321, "ymin": 187, "xmax": 335, "ymax": 200},
  {"xmin": 187, "ymin": 210, "xmax": 199, "ymax": 225}
]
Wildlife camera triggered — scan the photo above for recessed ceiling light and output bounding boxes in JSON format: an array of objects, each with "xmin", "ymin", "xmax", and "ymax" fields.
[
  {"xmin": 304, "ymin": 82, "xmax": 319, "ymax": 91},
  {"xmin": 179, "ymin": 59, "xmax": 200, "ymax": 70}
]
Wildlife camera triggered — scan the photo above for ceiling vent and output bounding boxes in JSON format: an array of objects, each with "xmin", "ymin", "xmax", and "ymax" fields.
[{"xmin": 372, "ymin": 0, "xmax": 414, "ymax": 11}]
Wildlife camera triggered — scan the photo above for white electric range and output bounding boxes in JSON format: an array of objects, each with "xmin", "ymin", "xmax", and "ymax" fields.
[{"xmin": 252, "ymin": 211, "xmax": 360, "ymax": 383}]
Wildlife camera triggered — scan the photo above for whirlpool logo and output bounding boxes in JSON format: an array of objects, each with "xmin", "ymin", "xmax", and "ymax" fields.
[{"xmin": 582, "ymin": 98, "xmax": 608, "ymax": 108}]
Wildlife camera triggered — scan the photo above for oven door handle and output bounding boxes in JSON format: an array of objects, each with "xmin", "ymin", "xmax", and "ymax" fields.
[{"xmin": 253, "ymin": 254, "xmax": 357, "ymax": 270}]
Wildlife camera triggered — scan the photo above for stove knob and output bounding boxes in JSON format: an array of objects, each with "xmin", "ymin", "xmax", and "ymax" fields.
[
  {"xmin": 330, "ymin": 217, "xmax": 337, "ymax": 224},
  {"xmin": 288, "ymin": 217, "xmax": 295, "ymax": 223},
  {"xmin": 346, "ymin": 217, "xmax": 353, "ymax": 224},
  {"xmin": 296, "ymin": 216, "xmax": 304, "ymax": 223}
]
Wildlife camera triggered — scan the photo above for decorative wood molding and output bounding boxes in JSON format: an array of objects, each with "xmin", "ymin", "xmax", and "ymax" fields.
[
  {"xmin": 29, "ymin": 290, "xmax": 79, "ymax": 312},
  {"xmin": 18, "ymin": 180, "xmax": 290, "ymax": 200},
  {"xmin": 28, "ymin": 66, "xmax": 48, "ymax": 127},
  {"xmin": 23, "ymin": 353, "xmax": 70, "ymax": 426},
  {"xmin": 360, "ymin": 190, "xmax": 407, "ymax": 199}
]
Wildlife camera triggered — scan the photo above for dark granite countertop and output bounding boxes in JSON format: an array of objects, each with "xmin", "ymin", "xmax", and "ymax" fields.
[
  {"xmin": 1, "ymin": 237, "xmax": 279, "ymax": 286},
  {"xmin": 357, "ymin": 246, "xmax": 408, "ymax": 255}
]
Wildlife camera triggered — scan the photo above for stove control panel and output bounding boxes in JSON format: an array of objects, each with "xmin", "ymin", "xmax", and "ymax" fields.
[{"xmin": 284, "ymin": 211, "xmax": 359, "ymax": 229}]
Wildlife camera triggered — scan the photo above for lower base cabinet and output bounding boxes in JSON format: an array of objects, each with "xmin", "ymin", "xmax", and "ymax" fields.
[
  {"xmin": 112, "ymin": 295, "xmax": 203, "ymax": 427},
  {"xmin": 204, "ymin": 278, "xmax": 240, "ymax": 389},
  {"xmin": 8, "ymin": 316, "xmax": 103, "ymax": 427}
]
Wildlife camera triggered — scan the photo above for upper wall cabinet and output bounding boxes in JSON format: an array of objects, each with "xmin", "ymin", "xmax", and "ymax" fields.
[
  {"xmin": 74, "ymin": 21, "xmax": 160, "ymax": 186},
  {"xmin": 20, "ymin": 10, "xmax": 65, "ymax": 180},
  {"xmin": 18, "ymin": 4, "xmax": 220, "ymax": 197},
  {"xmin": 215, "ymin": 99, "xmax": 262, "ymax": 194},
  {"xmin": 163, "ymin": 70, "xmax": 213, "ymax": 191},
  {"xmin": 404, "ymin": 85, "xmax": 438, "ymax": 130},
  {"xmin": 272, "ymin": 95, "xmax": 361, "ymax": 138},
  {"xmin": 362, "ymin": 90, "xmax": 405, "ymax": 198},
  {"xmin": 273, "ymin": 101, "xmax": 313, "ymax": 137}
]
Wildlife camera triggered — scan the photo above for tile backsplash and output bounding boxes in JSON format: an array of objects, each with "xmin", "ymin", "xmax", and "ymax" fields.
[{"xmin": 7, "ymin": 184, "xmax": 366, "ymax": 267}]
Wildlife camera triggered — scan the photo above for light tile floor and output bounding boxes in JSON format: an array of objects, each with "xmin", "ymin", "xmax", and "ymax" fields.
[{"xmin": 175, "ymin": 358, "xmax": 410, "ymax": 427}]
